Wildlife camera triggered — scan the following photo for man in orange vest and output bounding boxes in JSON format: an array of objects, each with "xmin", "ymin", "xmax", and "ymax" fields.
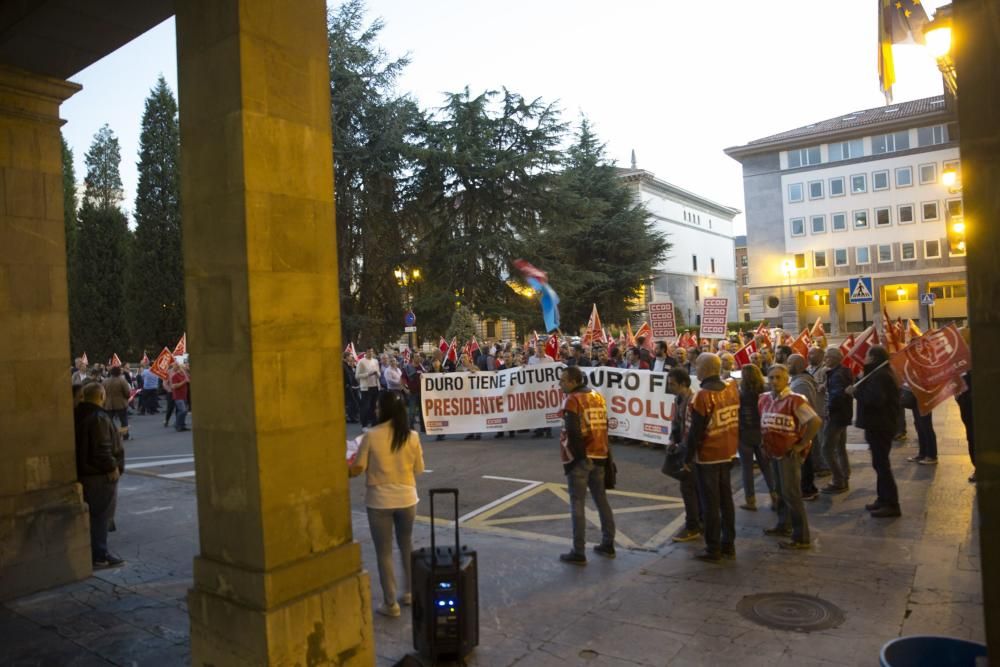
[
  {"xmin": 558, "ymin": 365, "xmax": 616, "ymax": 565},
  {"xmin": 683, "ymin": 353, "xmax": 740, "ymax": 562}
]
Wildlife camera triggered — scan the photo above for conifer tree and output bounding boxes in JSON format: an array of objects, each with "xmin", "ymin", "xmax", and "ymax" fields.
[
  {"xmin": 128, "ymin": 75, "xmax": 184, "ymax": 352},
  {"xmin": 61, "ymin": 134, "xmax": 77, "ymax": 256},
  {"xmin": 68, "ymin": 124, "xmax": 131, "ymax": 360}
]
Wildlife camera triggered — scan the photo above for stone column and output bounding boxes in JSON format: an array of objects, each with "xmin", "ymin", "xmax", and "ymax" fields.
[
  {"xmin": 954, "ymin": 0, "xmax": 999, "ymax": 652},
  {"xmin": 175, "ymin": 1, "xmax": 374, "ymax": 664},
  {"xmin": 0, "ymin": 66, "xmax": 92, "ymax": 600},
  {"xmin": 827, "ymin": 291, "xmax": 840, "ymax": 335}
]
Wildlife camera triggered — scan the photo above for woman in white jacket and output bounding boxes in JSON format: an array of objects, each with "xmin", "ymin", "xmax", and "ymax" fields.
[{"xmin": 350, "ymin": 391, "xmax": 425, "ymax": 617}]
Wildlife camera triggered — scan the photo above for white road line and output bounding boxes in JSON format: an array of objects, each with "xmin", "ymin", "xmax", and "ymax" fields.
[
  {"xmin": 160, "ymin": 470, "xmax": 196, "ymax": 479},
  {"xmin": 128, "ymin": 454, "xmax": 194, "ymax": 461},
  {"xmin": 482, "ymin": 475, "xmax": 543, "ymax": 485},
  {"xmin": 132, "ymin": 506, "xmax": 174, "ymax": 515},
  {"xmin": 458, "ymin": 477, "xmax": 543, "ymax": 523},
  {"xmin": 127, "ymin": 457, "xmax": 195, "ymax": 469}
]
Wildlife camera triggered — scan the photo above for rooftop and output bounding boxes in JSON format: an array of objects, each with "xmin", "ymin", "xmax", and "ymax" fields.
[
  {"xmin": 615, "ymin": 167, "xmax": 741, "ymax": 218},
  {"xmin": 725, "ymin": 95, "xmax": 952, "ymax": 160}
]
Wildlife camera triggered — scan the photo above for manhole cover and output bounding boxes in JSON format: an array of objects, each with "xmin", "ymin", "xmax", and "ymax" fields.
[{"xmin": 737, "ymin": 592, "xmax": 845, "ymax": 632}]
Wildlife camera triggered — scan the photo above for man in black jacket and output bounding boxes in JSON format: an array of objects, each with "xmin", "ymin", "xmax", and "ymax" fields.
[
  {"xmin": 821, "ymin": 348, "xmax": 854, "ymax": 494},
  {"xmin": 848, "ymin": 345, "xmax": 901, "ymax": 517},
  {"xmin": 74, "ymin": 383, "xmax": 126, "ymax": 568}
]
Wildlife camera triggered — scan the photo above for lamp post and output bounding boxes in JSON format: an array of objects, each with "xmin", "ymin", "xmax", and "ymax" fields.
[
  {"xmin": 394, "ymin": 267, "xmax": 422, "ymax": 350},
  {"xmin": 923, "ymin": 6, "xmax": 956, "ymax": 100}
]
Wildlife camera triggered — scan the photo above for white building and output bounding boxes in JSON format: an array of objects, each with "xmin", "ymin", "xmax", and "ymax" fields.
[
  {"xmin": 617, "ymin": 168, "xmax": 741, "ymax": 327},
  {"xmin": 725, "ymin": 95, "xmax": 966, "ymax": 334}
]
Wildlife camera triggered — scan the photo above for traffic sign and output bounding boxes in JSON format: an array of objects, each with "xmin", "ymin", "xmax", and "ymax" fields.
[
  {"xmin": 848, "ymin": 276, "xmax": 874, "ymax": 303},
  {"xmin": 404, "ymin": 310, "xmax": 417, "ymax": 327},
  {"xmin": 404, "ymin": 326, "xmax": 417, "ymax": 333},
  {"xmin": 920, "ymin": 292, "xmax": 936, "ymax": 306}
]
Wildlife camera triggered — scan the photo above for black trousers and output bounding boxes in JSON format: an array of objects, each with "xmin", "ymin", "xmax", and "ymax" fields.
[
  {"xmin": 679, "ymin": 472, "xmax": 702, "ymax": 531},
  {"xmin": 80, "ymin": 475, "xmax": 117, "ymax": 561},
  {"xmin": 695, "ymin": 462, "xmax": 735, "ymax": 555},
  {"xmin": 866, "ymin": 429, "xmax": 899, "ymax": 507},
  {"xmin": 957, "ymin": 391, "xmax": 974, "ymax": 464},
  {"xmin": 360, "ymin": 389, "xmax": 378, "ymax": 427}
]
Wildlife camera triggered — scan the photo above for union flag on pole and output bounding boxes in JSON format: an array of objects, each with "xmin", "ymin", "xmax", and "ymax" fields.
[
  {"xmin": 905, "ymin": 319, "xmax": 923, "ymax": 344},
  {"xmin": 633, "ymin": 321, "xmax": 654, "ymax": 350},
  {"xmin": 173, "ymin": 333, "xmax": 187, "ymax": 356},
  {"xmin": 81, "ymin": 351, "xmax": 89, "ymax": 365},
  {"xmin": 446, "ymin": 338, "xmax": 458, "ymax": 364},
  {"xmin": 846, "ymin": 325, "xmax": 880, "ymax": 375},
  {"xmin": 530, "ymin": 331, "xmax": 540, "ymax": 348},
  {"xmin": 839, "ymin": 334, "xmax": 862, "ymax": 376},
  {"xmin": 754, "ymin": 321, "xmax": 772, "ymax": 350},
  {"xmin": 150, "ymin": 347, "xmax": 174, "ymax": 380},
  {"xmin": 790, "ymin": 328, "xmax": 811, "ymax": 357},
  {"xmin": 809, "ymin": 317, "xmax": 825, "ymax": 339},
  {"xmin": 582, "ymin": 304, "xmax": 607, "ymax": 346},
  {"xmin": 141, "ymin": 351, "xmax": 150, "ymax": 365},
  {"xmin": 109, "ymin": 353, "xmax": 122, "ymax": 368},
  {"xmin": 733, "ymin": 339, "xmax": 758, "ymax": 369},
  {"xmin": 439, "ymin": 337, "xmax": 449, "ymax": 356},
  {"xmin": 890, "ymin": 324, "xmax": 971, "ymax": 415},
  {"xmin": 344, "ymin": 342, "xmax": 358, "ymax": 361},
  {"xmin": 625, "ymin": 321, "xmax": 636, "ymax": 347},
  {"xmin": 545, "ymin": 333, "xmax": 560, "ymax": 360},
  {"xmin": 881, "ymin": 308, "xmax": 901, "ymax": 353}
]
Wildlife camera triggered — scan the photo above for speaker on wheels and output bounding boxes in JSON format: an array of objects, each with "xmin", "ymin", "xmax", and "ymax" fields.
[{"xmin": 411, "ymin": 488, "xmax": 478, "ymax": 662}]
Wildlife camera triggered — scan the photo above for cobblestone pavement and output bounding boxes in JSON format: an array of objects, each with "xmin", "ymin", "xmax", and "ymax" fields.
[{"xmin": 1, "ymin": 401, "xmax": 983, "ymax": 666}]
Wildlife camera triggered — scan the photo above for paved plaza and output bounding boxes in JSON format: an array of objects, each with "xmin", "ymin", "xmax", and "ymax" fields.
[{"xmin": 1, "ymin": 400, "xmax": 983, "ymax": 666}]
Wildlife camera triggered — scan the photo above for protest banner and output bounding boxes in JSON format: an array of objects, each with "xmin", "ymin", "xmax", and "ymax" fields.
[
  {"xmin": 421, "ymin": 363, "xmax": 675, "ymax": 444},
  {"xmin": 889, "ymin": 323, "xmax": 971, "ymax": 415},
  {"xmin": 648, "ymin": 301, "xmax": 677, "ymax": 340},
  {"xmin": 699, "ymin": 297, "xmax": 728, "ymax": 337}
]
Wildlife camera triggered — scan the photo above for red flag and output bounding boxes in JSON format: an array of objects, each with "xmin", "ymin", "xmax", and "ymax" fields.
[
  {"xmin": 173, "ymin": 333, "xmax": 187, "ymax": 356},
  {"xmin": 890, "ymin": 324, "xmax": 971, "ymax": 415},
  {"xmin": 881, "ymin": 307, "xmax": 900, "ymax": 353},
  {"xmin": 733, "ymin": 339, "xmax": 758, "ymax": 368},
  {"xmin": 582, "ymin": 304, "xmax": 607, "ymax": 346},
  {"xmin": 109, "ymin": 353, "xmax": 122, "ymax": 368},
  {"xmin": 633, "ymin": 322, "xmax": 654, "ymax": 350},
  {"xmin": 791, "ymin": 328, "xmax": 811, "ymax": 357},
  {"xmin": 344, "ymin": 342, "xmax": 358, "ymax": 361},
  {"xmin": 810, "ymin": 317, "xmax": 825, "ymax": 338},
  {"xmin": 531, "ymin": 331, "xmax": 540, "ymax": 348},
  {"xmin": 141, "ymin": 351, "xmax": 150, "ymax": 365},
  {"xmin": 846, "ymin": 325, "xmax": 880, "ymax": 373},
  {"xmin": 754, "ymin": 321, "xmax": 769, "ymax": 337},
  {"xmin": 545, "ymin": 333, "xmax": 560, "ymax": 360},
  {"xmin": 617, "ymin": 330, "xmax": 626, "ymax": 350},
  {"xmin": 446, "ymin": 338, "xmax": 458, "ymax": 364},
  {"xmin": 905, "ymin": 319, "xmax": 923, "ymax": 344},
  {"xmin": 625, "ymin": 321, "xmax": 636, "ymax": 347},
  {"xmin": 401, "ymin": 347, "xmax": 411, "ymax": 364},
  {"xmin": 469, "ymin": 336, "xmax": 481, "ymax": 355},
  {"xmin": 81, "ymin": 352, "xmax": 89, "ymax": 365},
  {"xmin": 839, "ymin": 334, "xmax": 862, "ymax": 376},
  {"xmin": 151, "ymin": 347, "xmax": 174, "ymax": 380},
  {"xmin": 439, "ymin": 337, "xmax": 449, "ymax": 356},
  {"xmin": 737, "ymin": 330, "xmax": 746, "ymax": 347}
]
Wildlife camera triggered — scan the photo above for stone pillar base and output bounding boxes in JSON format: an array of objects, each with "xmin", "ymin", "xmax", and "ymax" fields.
[
  {"xmin": 189, "ymin": 563, "xmax": 374, "ymax": 666},
  {"xmin": 0, "ymin": 482, "xmax": 91, "ymax": 601}
]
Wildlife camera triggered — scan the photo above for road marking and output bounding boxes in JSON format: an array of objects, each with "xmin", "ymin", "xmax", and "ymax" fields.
[
  {"xmin": 161, "ymin": 470, "xmax": 196, "ymax": 479},
  {"xmin": 132, "ymin": 506, "xmax": 174, "ymax": 515},
  {"xmin": 458, "ymin": 479, "xmax": 543, "ymax": 523},
  {"xmin": 482, "ymin": 475, "xmax": 544, "ymax": 485},
  {"xmin": 127, "ymin": 457, "xmax": 195, "ymax": 469},
  {"xmin": 128, "ymin": 454, "xmax": 194, "ymax": 461}
]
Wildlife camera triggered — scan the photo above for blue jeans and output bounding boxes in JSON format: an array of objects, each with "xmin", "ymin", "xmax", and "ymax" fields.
[
  {"xmin": 567, "ymin": 459, "xmax": 615, "ymax": 554},
  {"xmin": 738, "ymin": 438, "xmax": 775, "ymax": 504},
  {"xmin": 823, "ymin": 422, "xmax": 850, "ymax": 488},
  {"xmin": 81, "ymin": 475, "xmax": 118, "ymax": 561},
  {"xmin": 912, "ymin": 408, "xmax": 938, "ymax": 459},
  {"xmin": 407, "ymin": 392, "xmax": 423, "ymax": 431},
  {"xmin": 174, "ymin": 399, "xmax": 188, "ymax": 430},
  {"xmin": 771, "ymin": 454, "xmax": 810, "ymax": 544},
  {"xmin": 366, "ymin": 505, "xmax": 415, "ymax": 606}
]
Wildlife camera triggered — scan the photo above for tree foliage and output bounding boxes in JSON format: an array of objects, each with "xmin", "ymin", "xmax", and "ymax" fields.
[
  {"xmin": 69, "ymin": 125, "xmax": 131, "ymax": 360},
  {"xmin": 128, "ymin": 75, "xmax": 184, "ymax": 354},
  {"xmin": 61, "ymin": 135, "xmax": 77, "ymax": 256},
  {"xmin": 445, "ymin": 304, "xmax": 478, "ymax": 343}
]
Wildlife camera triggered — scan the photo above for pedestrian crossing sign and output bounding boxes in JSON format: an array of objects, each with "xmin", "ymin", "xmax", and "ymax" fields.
[{"xmin": 848, "ymin": 276, "xmax": 874, "ymax": 303}]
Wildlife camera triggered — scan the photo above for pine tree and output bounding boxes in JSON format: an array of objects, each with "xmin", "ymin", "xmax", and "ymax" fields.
[
  {"xmin": 128, "ymin": 75, "xmax": 184, "ymax": 353},
  {"xmin": 445, "ymin": 305, "xmax": 478, "ymax": 343},
  {"xmin": 61, "ymin": 134, "xmax": 77, "ymax": 256},
  {"xmin": 68, "ymin": 124, "xmax": 132, "ymax": 360}
]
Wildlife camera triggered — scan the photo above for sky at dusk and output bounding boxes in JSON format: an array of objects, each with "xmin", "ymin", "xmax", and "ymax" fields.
[{"xmin": 60, "ymin": 0, "xmax": 951, "ymax": 234}]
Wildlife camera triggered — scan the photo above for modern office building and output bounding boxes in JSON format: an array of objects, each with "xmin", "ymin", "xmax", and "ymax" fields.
[
  {"xmin": 725, "ymin": 95, "xmax": 966, "ymax": 333},
  {"xmin": 617, "ymin": 167, "xmax": 741, "ymax": 327},
  {"xmin": 734, "ymin": 235, "xmax": 751, "ymax": 322}
]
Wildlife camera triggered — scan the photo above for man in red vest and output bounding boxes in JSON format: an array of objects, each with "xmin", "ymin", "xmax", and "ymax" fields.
[{"xmin": 683, "ymin": 353, "xmax": 740, "ymax": 562}]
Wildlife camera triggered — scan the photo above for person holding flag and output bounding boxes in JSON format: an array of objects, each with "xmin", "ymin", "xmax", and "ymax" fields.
[
  {"xmin": 514, "ymin": 259, "xmax": 560, "ymax": 333},
  {"xmin": 529, "ymin": 339, "xmax": 556, "ymax": 439}
]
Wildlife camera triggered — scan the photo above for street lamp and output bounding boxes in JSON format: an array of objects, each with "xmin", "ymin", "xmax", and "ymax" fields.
[
  {"xmin": 923, "ymin": 5, "xmax": 956, "ymax": 98},
  {"xmin": 394, "ymin": 267, "xmax": 422, "ymax": 348},
  {"xmin": 896, "ymin": 287, "xmax": 907, "ymax": 299}
]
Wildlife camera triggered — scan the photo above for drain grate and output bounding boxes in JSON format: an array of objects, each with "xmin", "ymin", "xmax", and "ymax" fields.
[{"xmin": 737, "ymin": 592, "xmax": 845, "ymax": 633}]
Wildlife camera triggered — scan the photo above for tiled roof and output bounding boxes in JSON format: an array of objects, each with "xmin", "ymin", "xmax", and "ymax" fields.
[{"xmin": 733, "ymin": 95, "xmax": 950, "ymax": 151}]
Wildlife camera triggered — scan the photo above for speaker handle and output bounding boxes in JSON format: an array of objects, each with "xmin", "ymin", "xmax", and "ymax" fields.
[{"xmin": 429, "ymin": 487, "xmax": 460, "ymax": 568}]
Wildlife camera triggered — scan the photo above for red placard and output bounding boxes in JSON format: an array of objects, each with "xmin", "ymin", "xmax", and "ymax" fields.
[
  {"xmin": 150, "ymin": 347, "xmax": 174, "ymax": 380},
  {"xmin": 699, "ymin": 297, "xmax": 729, "ymax": 337},
  {"xmin": 648, "ymin": 301, "xmax": 677, "ymax": 340}
]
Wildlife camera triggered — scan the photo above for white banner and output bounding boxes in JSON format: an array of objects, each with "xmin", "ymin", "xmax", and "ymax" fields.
[{"xmin": 421, "ymin": 363, "xmax": 675, "ymax": 444}]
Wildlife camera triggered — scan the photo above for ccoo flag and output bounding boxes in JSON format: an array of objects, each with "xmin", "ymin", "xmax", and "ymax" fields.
[{"xmin": 513, "ymin": 259, "xmax": 560, "ymax": 333}]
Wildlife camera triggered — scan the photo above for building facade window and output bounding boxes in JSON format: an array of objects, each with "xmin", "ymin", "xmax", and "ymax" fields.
[
  {"xmin": 834, "ymin": 248, "xmax": 848, "ymax": 266},
  {"xmin": 829, "ymin": 139, "xmax": 864, "ymax": 161},
  {"xmin": 919, "ymin": 162, "xmax": 938, "ymax": 185},
  {"xmin": 895, "ymin": 166, "xmax": 912, "ymax": 187},
  {"xmin": 922, "ymin": 201, "xmax": 939, "ymax": 221},
  {"xmin": 692, "ymin": 254, "xmax": 698, "ymax": 271},
  {"xmin": 946, "ymin": 199, "xmax": 963, "ymax": 218},
  {"xmin": 740, "ymin": 254, "xmax": 748, "ymax": 267},
  {"xmin": 898, "ymin": 204, "xmax": 915, "ymax": 224},
  {"xmin": 875, "ymin": 207, "xmax": 891, "ymax": 227},
  {"xmin": 742, "ymin": 292, "xmax": 750, "ymax": 305},
  {"xmin": 788, "ymin": 146, "xmax": 821, "ymax": 168},
  {"xmin": 788, "ymin": 183, "xmax": 803, "ymax": 203},
  {"xmin": 930, "ymin": 283, "xmax": 966, "ymax": 299},
  {"xmin": 808, "ymin": 180, "xmax": 824, "ymax": 199},
  {"xmin": 710, "ymin": 258, "xmax": 716, "ymax": 273},
  {"xmin": 814, "ymin": 250, "xmax": 827, "ymax": 268},
  {"xmin": 790, "ymin": 217, "xmax": 806, "ymax": 236},
  {"xmin": 901, "ymin": 242, "xmax": 916, "ymax": 260},
  {"xmin": 829, "ymin": 176, "xmax": 845, "ymax": 197},
  {"xmin": 925, "ymin": 239, "xmax": 941, "ymax": 258},
  {"xmin": 694, "ymin": 285, "xmax": 700, "ymax": 301},
  {"xmin": 856, "ymin": 246, "xmax": 871, "ymax": 264},
  {"xmin": 917, "ymin": 124, "xmax": 948, "ymax": 147},
  {"xmin": 794, "ymin": 253, "xmax": 806, "ymax": 269},
  {"xmin": 853, "ymin": 210, "xmax": 868, "ymax": 229},
  {"xmin": 872, "ymin": 130, "xmax": 910, "ymax": 154},
  {"xmin": 832, "ymin": 212, "xmax": 847, "ymax": 232},
  {"xmin": 851, "ymin": 173, "xmax": 867, "ymax": 193},
  {"xmin": 742, "ymin": 274, "xmax": 749, "ymax": 286},
  {"xmin": 811, "ymin": 215, "xmax": 826, "ymax": 234},
  {"xmin": 873, "ymin": 170, "xmax": 890, "ymax": 191},
  {"xmin": 877, "ymin": 244, "xmax": 893, "ymax": 263}
]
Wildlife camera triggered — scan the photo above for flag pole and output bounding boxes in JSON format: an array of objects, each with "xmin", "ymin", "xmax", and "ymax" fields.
[{"xmin": 850, "ymin": 359, "xmax": 890, "ymax": 388}]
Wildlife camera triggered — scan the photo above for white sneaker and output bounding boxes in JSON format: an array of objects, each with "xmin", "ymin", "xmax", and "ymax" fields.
[
  {"xmin": 376, "ymin": 602, "xmax": 400, "ymax": 617},
  {"xmin": 399, "ymin": 593, "xmax": 412, "ymax": 606}
]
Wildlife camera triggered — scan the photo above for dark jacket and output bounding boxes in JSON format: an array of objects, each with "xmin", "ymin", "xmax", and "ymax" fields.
[
  {"xmin": 738, "ymin": 386, "xmax": 762, "ymax": 446},
  {"xmin": 854, "ymin": 362, "xmax": 900, "ymax": 434},
  {"xmin": 825, "ymin": 365, "xmax": 854, "ymax": 428},
  {"xmin": 74, "ymin": 402, "xmax": 125, "ymax": 477}
]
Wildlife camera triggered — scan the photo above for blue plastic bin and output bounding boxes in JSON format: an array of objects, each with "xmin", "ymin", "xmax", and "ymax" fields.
[{"xmin": 880, "ymin": 636, "xmax": 987, "ymax": 666}]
